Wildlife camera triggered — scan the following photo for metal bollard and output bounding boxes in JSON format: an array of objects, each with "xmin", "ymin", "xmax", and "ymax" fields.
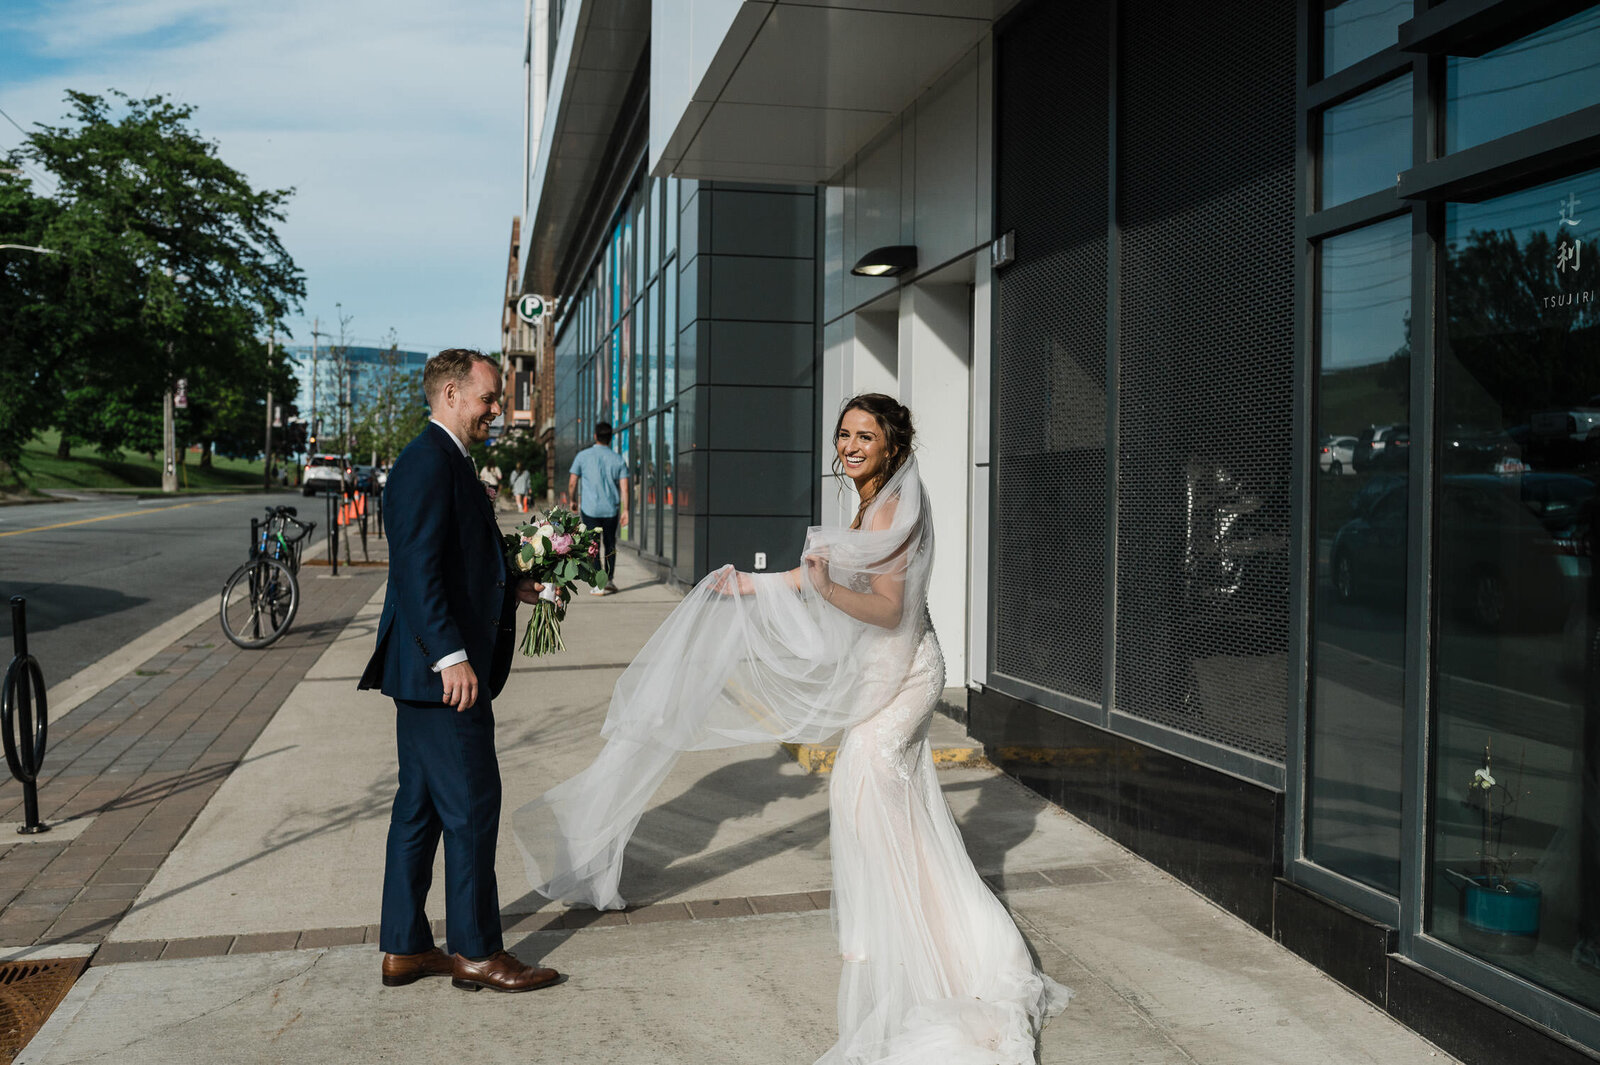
[
  {"xmin": 2, "ymin": 597, "xmax": 50, "ymax": 834},
  {"xmin": 325, "ymin": 490, "xmax": 339, "ymax": 577}
]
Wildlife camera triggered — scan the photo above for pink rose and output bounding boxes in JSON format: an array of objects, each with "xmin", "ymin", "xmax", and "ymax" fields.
[
  {"xmin": 552, "ymin": 533, "xmax": 574, "ymax": 556},
  {"xmin": 587, "ymin": 540, "xmax": 601, "ymax": 558}
]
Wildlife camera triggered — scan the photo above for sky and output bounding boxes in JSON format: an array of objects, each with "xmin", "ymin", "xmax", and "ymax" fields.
[{"xmin": 0, "ymin": 0, "xmax": 527, "ymax": 357}]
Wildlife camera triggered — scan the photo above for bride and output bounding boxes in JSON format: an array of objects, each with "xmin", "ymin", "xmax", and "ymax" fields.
[{"xmin": 515, "ymin": 394, "xmax": 1069, "ymax": 1063}]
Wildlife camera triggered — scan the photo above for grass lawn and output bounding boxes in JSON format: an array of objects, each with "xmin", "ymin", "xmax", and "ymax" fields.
[{"xmin": 9, "ymin": 430, "xmax": 273, "ymax": 494}]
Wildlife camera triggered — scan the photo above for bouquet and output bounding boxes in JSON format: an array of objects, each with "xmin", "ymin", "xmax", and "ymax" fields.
[{"xmin": 503, "ymin": 506, "xmax": 609, "ymax": 655}]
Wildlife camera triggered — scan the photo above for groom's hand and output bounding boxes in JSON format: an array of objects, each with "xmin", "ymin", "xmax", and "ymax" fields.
[
  {"xmin": 440, "ymin": 661, "xmax": 479, "ymax": 713},
  {"xmin": 515, "ymin": 578, "xmax": 544, "ymax": 605}
]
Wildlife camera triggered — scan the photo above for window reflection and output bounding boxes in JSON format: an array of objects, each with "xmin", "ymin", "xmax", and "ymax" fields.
[
  {"xmin": 1320, "ymin": 75, "xmax": 1411, "ymax": 209},
  {"xmin": 1322, "ymin": 0, "xmax": 1411, "ymax": 77},
  {"xmin": 1447, "ymin": 6, "xmax": 1600, "ymax": 155},
  {"xmin": 1432, "ymin": 168, "xmax": 1600, "ymax": 1009},
  {"xmin": 1309, "ymin": 214, "xmax": 1412, "ymax": 896}
]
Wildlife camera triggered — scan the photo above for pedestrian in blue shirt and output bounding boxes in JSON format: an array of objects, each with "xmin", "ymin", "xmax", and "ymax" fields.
[{"xmin": 567, "ymin": 422, "xmax": 629, "ymax": 594}]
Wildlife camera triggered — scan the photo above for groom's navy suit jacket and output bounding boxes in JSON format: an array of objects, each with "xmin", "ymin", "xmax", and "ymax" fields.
[{"xmin": 359, "ymin": 423, "xmax": 517, "ymax": 702}]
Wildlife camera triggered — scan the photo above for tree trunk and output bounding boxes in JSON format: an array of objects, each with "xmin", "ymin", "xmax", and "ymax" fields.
[
  {"xmin": 199, "ymin": 442, "xmax": 213, "ymax": 469},
  {"xmin": 55, "ymin": 436, "xmax": 71, "ymax": 460}
]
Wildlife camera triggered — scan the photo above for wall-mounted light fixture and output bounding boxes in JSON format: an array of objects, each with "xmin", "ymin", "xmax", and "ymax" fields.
[{"xmin": 850, "ymin": 245, "xmax": 918, "ymax": 278}]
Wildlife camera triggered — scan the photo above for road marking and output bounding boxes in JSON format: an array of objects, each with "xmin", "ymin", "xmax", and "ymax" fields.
[{"xmin": 0, "ymin": 498, "xmax": 231, "ymax": 538}]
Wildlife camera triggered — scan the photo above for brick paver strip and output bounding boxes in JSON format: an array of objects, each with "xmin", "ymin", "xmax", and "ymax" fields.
[
  {"xmin": 685, "ymin": 897, "xmax": 756, "ymax": 920},
  {"xmin": 296, "ymin": 927, "xmax": 365, "ymax": 949},
  {"xmin": 749, "ymin": 891, "xmax": 817, "ymax": 915},
  {"xmin": 0, "ymin": 556, "xmax": 389, "ymax": 950},
  {"xmin": 230, "ymin": 931, "xmax": 300, "ymax": 955},
  {"xmin": 92, "ymin": 940, "xmax": 162, "ymax": 965},
  {"xmin": 75, "ymin": 870, "xmax": 1104, "ymax": 965},
  {"xmin": 161, "ymin": 935, "xmax": 235, "ymax": 960}
]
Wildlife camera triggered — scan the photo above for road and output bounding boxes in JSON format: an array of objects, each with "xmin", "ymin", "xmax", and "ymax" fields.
[{"xmin": 0, "ymin": 492, "xmax": 329, "ymax": 686}]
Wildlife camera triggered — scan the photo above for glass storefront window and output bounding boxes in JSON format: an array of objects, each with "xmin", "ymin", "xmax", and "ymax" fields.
[
  {"xmin": 650, "ymin": 176, "xmax": 662, "ymax": 276},
  {"xmin": 644, "ymin": 279, "xmax": 658, "ymax": 413},
  {"xmin": 1320, "ymin": 75, "xmax": 1411, "ymax": 209},
  {"xmin": 1308, "ymin": 214, "xmax": 1412, "ymax": 896},
  {"xmin": 661, "ymin": 406, "xmax": 675, "ymax": 564},
  {"xmin": 643, "ymin": 415, "xmax": 658, "ymax": 555},
  {"xmin": 1321, "ymin": 0, "xmax": 1411, "ymax": 78},
  {"xmin": 666, "ymin": 177, "xmax": 679, "ymax": 258},
  {"xmin": 1431, "ymin": 167, "xmax": 1600, "ymax": 1011},
  {"xmin": 1446, "ymin": 6, "xmax": 1600, "ymax": 156},
  {"xmin": 664, "ymin": 265, "xmax": 679, "ymax": 399}
]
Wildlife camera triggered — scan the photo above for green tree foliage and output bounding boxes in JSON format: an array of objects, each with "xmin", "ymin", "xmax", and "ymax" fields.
[
  {"xmin": 1, "ymin": 90, "xmax": 304, "ymax": 478},
  {"xmin": 351, "ymin": 333, "xmax": 430, "ymax": 466}
]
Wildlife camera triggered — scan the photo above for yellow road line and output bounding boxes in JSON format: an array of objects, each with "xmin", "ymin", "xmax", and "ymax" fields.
[{"xmin": 0, "ymin": 497, "xmax": 232, "ymax": 538}]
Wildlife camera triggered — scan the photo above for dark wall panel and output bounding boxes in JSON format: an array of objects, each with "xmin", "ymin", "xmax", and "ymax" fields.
[
  {"xmin": 992, "ymin": 0, "xmax": 1111, "ymax": 705},
  {"xmin": 1112, "ymin": 0, "xmax": 1296, "ymax": 761}
]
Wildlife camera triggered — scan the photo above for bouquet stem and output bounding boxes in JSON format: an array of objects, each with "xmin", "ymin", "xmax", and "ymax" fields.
[{"xmin": 521, "ymin": 600, "xmax": 566, "ymax": 656}]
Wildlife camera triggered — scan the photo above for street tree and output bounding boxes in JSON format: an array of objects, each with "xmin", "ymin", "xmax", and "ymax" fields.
[{"xmin": 10, "ymin": 90, "xmax": 304, "ymax": 475}]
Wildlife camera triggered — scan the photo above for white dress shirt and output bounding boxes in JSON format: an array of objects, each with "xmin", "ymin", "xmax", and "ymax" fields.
[{"xmin": 427, "ymin": 419, "xmax": 471, "ymax": 674}]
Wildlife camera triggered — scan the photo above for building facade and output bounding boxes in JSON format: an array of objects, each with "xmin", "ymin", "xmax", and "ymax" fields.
[
  {"xmin": 284, "ymin": 343, "xmax": 429, "ymax": 455},
  {"xmin": 518, "ymin": 1, "xmax": 1600, "ymax": 1058}
]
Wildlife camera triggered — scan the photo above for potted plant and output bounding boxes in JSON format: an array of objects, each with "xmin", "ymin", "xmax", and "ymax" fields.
[{"xmin": 1449, "ymin": 739, "xmax": 1541, "ymax": 956}]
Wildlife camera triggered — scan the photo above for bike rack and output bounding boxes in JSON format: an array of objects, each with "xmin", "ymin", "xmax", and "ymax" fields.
[{"xmin": 2, "ymin": 597, "xmax": 50, "ymax": 834}]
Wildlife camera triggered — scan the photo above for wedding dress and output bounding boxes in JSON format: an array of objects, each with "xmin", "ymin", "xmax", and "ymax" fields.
[{"xmin": 514, "ymin": 457, "xmax": 1069, "ymax": 1063}]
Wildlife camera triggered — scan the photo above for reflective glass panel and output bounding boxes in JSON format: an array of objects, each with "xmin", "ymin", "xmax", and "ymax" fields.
[
  {"xmin": 1308, "ymin": 214, "xmax": 1412, "ymax": 896},
  {"xmin": 1431, "ymin": 167, "xmax": 1600, "ymax": 1010},
  {"xmin": 1322, "ymin": 0, "xmax": 1411, "ymax": 77},
  {"xmin": 664, "ymin": 266, "xmax": 679, "ymax": 399},
  {"xmin": 1446, "ymin": 7, "xmax": 1600, "ymax": 155},
  {"xmin": 661, "ymin": 406, "xmax": 676, "ymax": 565},
  {"xmin": 1320, "ymin": 75, "xmax": 1411, "ymax": 209},
  {"xmin": 644, "ymin": 279, "xmax": 658, "ymax": 413},
  {"xmin": 643, "ymin": 415, "xmax": 658, "ymax": 556}
]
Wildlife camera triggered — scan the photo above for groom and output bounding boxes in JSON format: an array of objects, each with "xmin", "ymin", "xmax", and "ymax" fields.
[{"xmin": 358, "ymin": 348, "xmax": 559, "ymax": 993}]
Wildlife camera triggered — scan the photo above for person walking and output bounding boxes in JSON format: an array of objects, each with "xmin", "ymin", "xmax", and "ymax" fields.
[
  {"xmin": 358, "ymin": 348, "xmax": 560, "ymax": 994},
  {"xmin": 510, "ymin": 461, "xmax": 532, "ymax": 514},
  {"xmin": 478, "ymin": 459, "xmax": 504, "ymax": 511},
  {"xmin": 567, "ymin": 422, "xmax": 628, "ymax": 595}
]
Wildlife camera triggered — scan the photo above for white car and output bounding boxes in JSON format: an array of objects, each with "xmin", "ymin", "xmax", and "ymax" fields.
[
  {"xmin": 1318, "ymin": 435, "xmax": 1357, "ymax": 475},
  {"xmin": 302, "ymin": 454, "xmax": 350, "ymax": 496}
]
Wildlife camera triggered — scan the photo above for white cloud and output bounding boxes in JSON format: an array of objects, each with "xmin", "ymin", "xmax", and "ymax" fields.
[{"xmin": 0, "ymin": 0, "xmax": 528, "ymax": 354}]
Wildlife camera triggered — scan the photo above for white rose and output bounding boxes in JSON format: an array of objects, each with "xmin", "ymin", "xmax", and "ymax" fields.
[
  {"xmin": 530, "ymin": 538, "xmax": 546, "ymax": 558},
  {"xmin": 537, "ymin": 523, "xmax": 556, "ymax": 541},
  {"xmin": 577, "ymin": 523, "xmax": 587, "ymax": 533}
]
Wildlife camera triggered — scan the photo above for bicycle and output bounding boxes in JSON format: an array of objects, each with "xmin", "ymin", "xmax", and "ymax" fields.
[{"xmin": 219, "ymin": 506, "xmax": 317, "ymax": 649}]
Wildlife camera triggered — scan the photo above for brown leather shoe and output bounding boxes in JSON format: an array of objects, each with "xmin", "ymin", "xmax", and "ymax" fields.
[
  {"xmin": 381, "ymin": 946, "xmax": 454, "ymax": 987},
  {"xmin": 451, "ymin": 950, "xmax": 560, "ymax": 993}
]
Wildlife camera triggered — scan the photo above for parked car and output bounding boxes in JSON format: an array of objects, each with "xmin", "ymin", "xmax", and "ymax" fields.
[
  {"xmin": 1354, "ymin": 424, "xmax": 1410, "ymax": 473},
  {"xmin": 353, "ymin": 465, "xmax": 375, "ymax": 492},
  {"xmin": 302, "ymin": 454, "xmax": 350, "ymax": 497},
  {"xmin": 1318, "ymin": 435, "xmax": 1357, "ymax": 475},
  {"xmin": 1330, "ymin": 473, "xmax": 1595, "ymax": 630}
]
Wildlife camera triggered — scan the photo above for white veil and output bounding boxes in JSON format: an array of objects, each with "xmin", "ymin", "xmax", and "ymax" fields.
[{"xmin": 514, "ymin": 457, "xmax": 934, "ymax": 910}]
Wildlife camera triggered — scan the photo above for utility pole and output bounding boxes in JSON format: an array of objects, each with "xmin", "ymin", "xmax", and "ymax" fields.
[
  {"xmin": 308, "ymin": 316, "xmax": 324, "ymax": 452},
  {"xmin": 263, "ymin": 323, "xmax": 276, "ymax": 491},
  {"xmin": 162, "ymin": 367, "xmax": 176, "ymax": 494}
]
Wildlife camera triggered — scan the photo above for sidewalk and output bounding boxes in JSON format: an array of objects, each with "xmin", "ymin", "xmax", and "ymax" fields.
[{"xmin": 6, "ymin": 536, "xmax": 1461, "ymax": 1064}]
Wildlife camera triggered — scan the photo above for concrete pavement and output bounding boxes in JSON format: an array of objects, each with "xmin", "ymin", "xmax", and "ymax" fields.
[{"xmin": 10, "ymin": 545, "xmax": 1462, "ymax": 1064}]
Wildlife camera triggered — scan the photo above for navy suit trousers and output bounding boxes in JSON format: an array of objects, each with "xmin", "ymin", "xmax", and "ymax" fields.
[{"xmin": 379, "ymin": 697, "xmax": 503, "ymax": 958}]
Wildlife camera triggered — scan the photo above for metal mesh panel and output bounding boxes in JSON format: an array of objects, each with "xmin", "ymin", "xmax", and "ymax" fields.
[
  {"xmin": 1113, "ymin": 0, "xmax": 1295, "ymax": 761},
  {"xmin": 993, "ymin": 0, "xmax": 1110, "ymax": 704}
]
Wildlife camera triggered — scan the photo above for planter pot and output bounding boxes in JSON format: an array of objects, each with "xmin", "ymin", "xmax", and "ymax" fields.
[{"xmin": 1459, "ymin": 874, "xmax": 1542, "ymax": 956}]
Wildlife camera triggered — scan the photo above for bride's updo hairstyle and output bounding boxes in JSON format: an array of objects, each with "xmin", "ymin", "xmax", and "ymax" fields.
[{"xmin": 832, "ymin": 393, "xmax": 915, "ymax": 488}]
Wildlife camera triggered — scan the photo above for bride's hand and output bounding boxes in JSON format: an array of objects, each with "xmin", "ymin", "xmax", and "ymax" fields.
[
  {"xmin": 711, "ymin": 565, "xmax": 755, "ymax": 597},
  {"xmin": 803, "ymin": 555, "xmax": 833, "ymax": 598}
]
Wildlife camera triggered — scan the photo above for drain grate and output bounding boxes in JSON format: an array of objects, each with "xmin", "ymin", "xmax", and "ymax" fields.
[{"xmin": 0, "ymin": 957, "xmax": 89, "ymax": 1062}]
